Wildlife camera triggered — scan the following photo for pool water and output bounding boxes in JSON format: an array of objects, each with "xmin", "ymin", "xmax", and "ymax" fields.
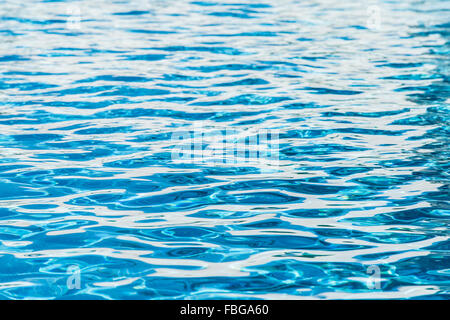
[{"xmin": 0, "ymin": 0, "xmax": 448, "ymax": 299}]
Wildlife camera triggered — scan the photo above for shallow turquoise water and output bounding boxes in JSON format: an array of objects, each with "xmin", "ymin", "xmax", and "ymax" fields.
[{"xmin": 0, "ymin": 0, "xmax": 448, "ymax": 299}]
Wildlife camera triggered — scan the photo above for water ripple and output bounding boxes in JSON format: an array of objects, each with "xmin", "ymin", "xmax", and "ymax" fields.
[{"xmin": 0, "ymin": 0, "xmax": 448, "ymax": 299}]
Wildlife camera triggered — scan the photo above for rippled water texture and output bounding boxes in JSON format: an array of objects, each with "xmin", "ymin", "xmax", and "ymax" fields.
[{"xmin": 0, "ymin": 0, "xmax": 449, "ymax": 299}]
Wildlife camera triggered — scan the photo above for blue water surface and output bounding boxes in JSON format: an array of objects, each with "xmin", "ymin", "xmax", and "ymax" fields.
[{"xmin": 0, "ymin": 0, "xmax": 449, "ymax": 299}]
